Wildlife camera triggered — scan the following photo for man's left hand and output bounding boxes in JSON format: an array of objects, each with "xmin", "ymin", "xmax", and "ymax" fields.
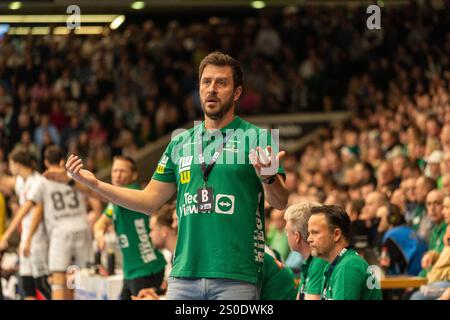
[{"xmin": 249, "ymin": 146, "xmax": 286, "ymax": 180}]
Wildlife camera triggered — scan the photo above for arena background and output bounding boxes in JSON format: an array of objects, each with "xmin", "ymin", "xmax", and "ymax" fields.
[{"xmin": 0, "ymin": 0, "xmax": 450, "ymax": 302}]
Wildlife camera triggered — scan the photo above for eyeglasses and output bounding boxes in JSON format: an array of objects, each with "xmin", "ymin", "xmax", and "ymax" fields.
[{"xmin": 426, "ymin": 201, "xmax": 442, "ymax": 207}]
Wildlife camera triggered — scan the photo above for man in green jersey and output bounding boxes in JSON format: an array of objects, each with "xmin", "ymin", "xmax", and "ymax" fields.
[
  {"xmin": 63, "ymin": 51, "xmax": 289, "ymax": 300},
  {"xmin": 284, "ymin": 202, "xmax": 328, "ymax": 300},
  {"xmin": 92, "ymin": 156, "xmax": 166, "ymax": 300},
  {"xmin": 419, "ymin": 190, "xmax": 447, "ymax": 277},
  {"xmin": 307, "ymin": 205, "xmax": 382, "ymax": 300}
]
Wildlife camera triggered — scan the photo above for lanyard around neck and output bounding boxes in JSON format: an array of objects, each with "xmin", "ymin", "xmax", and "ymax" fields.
[
  {"xmin": 321, "ymin": 246, "xmax": 351, "ymax": 300},
  {"xmin": 197, "ymin": 131, "xmax": 232, "ymax": 185}
]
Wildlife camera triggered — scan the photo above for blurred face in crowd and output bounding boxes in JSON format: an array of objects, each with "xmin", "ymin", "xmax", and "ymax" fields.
[
  {"xmin": 392, "ymin": 156, "xmax": 406, "ymax": 177},
  {"xmin": 390, "ymin": 189, "xmax": 406, "ymax": 211},
  {"xmin": 308, "ymin": 214, "xmax": 340, "ymax": 261},
  {"xmin": 440, "ymin": 125, "xmax": 450, "ymax": 150},
  {"xmin": 149, "ymin": 216, "xmax": 167, "ymax": 250},
  {"xmin": 271, "ymin": 209, "xmax": 286, "ymax": 232},
  {"xmin": 377, "ymin": 162, "xmax": 394, "ymax": 187},
  {"xmin": 199, "ymin": 64, "xmax": 241, "ymax": 121},
  {"xmin": 111, "ymin": 159, "xmax": 136, "ymax": 187},
  {"xmin": 376, "ymin": 206, "xmax": 390, "ymax": 233},
  {"xmin": 363, "ymin": 191, "xmax": 385, "ymax": 219},
  {"xmin": 442, "ymin": 175, "xmax": 450, "ymax": 196},
  {"xmin": 426, "ymin": 118, "xmax": 440, "ymax": 138},
  {"xmin": 285, "ymin": 171, "xmax": 299, "ymax": 193},
  {"xmin": 415, "ymin": 176, "xmax": 432, "ymax": 203},
  {"xmin": 441, "ymin": 152, "xmax": 450, "ymax": 174},
  {"xmin": 443, "ymin": 197, "xmax": 450, "ymax": 225},
  {"xmin": 426, "ymin": 190, "xmax": 444, "ymax": 223}
]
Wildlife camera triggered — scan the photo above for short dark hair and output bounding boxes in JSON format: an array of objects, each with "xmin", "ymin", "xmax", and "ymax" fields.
[
  {"xmin": 44, "ymin": 145, "xmax": 65, "ymax": 165},
  {"xmin": 310, "ymin": 205, "xmax": 352, "ymax": 241},
  {"xmin": 8, "ymin": 149, "xmax": 33, "ymax": 168},
  {"xmin": 113, "ymin": 155, "xmax": 137, "ymax": 173},
  {"xmin": 198, "ymin": 51, "xmax": 243, "ymax": 90}
]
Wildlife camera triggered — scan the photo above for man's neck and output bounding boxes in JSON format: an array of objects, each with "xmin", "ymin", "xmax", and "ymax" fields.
[
  {"xmin": 204, "ymin": 110, "xmax": 236, "ymax": 130},
  {"xmin": 20, "ymin": 168, "xmax": 33, "ymax": 179},
  {"xmin": 299, "ymin": 242, "xmax": 311, "ymax": 260},
  {"xmin": 166, "ymin": 234, "xmax": 177, "ymax": 254},
  {"xmin": 325, "ymin": 242, "xmax": 349, "ymax": 263}
]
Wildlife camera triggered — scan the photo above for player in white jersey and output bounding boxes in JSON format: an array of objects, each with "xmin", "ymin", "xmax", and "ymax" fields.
[
  {"xmin": 25, "ymin": 146, "xmax": 92, "ymax": 300},
  {"xmin": 0, "ymin": 149, "xmax": 51, "ymax": 300}
]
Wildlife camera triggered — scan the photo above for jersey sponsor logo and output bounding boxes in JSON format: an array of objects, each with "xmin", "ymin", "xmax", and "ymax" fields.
[
  {"xmin": 118, "ymin": 234, "xmax": 129, "ymax": 248},
  {"xmin": 134, "ymin": 218, "xmax": 157, "ymax": 263},
  {"xmin": 215, "ymin": 194, "xmax": 235, "ymax": 214},
  {"xmin": 156, "ymin": 155, "xmax": 169, "ymax": 174},
  {"xmin": 179, "ymin": 156, "xmax": 193, "ymax": 184}
]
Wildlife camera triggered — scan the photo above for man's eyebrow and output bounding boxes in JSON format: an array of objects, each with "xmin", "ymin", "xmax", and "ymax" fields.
[{"xmin": 202, "ymin": 76, "xmax": 229, "ymax": 81}]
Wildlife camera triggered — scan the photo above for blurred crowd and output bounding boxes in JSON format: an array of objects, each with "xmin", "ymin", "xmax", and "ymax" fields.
[{"xmin": 1, "ymin": 2, "xmax": 450, "ymax": 299}]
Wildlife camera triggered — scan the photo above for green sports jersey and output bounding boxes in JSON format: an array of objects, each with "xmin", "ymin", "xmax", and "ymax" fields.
[
  {"xmin": 429, "ymin": 221, "xmax": 448, "ymax": 254},
  {"xmin": 103, "ymin": 183, "xmax": 166, "ymax": 280},
  {"xmin": 299, "ymin": 255, "xmax": 328, "ymax": 299},
  {"xmin": 152, "ymin": 116, "xmax": 285, "ymax": 285},
  {"xmin": 322, "ymin": 248, "xmax": 382, "ymax": 300},
  {"xmin": 260, "ymin": 253, "xmax": 298, "ymax": 300},
  {"xmin": 411, "ymin": 204, "xmax": 426, "ymax": 231}
]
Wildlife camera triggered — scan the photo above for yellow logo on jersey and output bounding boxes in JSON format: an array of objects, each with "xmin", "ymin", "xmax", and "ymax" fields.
[
  {"xmin": 179, "ymin": 156, "xmax": 193, "ymax": 184},
  {"xmin": 156, "ymin": 155, "xmax": 169, "ymax": 174}
]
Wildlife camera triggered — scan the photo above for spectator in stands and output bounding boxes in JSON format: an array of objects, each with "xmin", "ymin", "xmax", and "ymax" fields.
[
  {"xmin": 419, "ymin": 190, "xmax": 447, "ymax": 276},
  {"xmin": 266, "ymin": 209, "xmax": 290, "ymax": 261}
]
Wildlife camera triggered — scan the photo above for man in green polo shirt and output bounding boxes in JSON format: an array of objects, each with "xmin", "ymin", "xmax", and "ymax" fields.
[
  {"xmin": 308, "ymin": 205, "xmax": 382, "ymax": 300},
  {"xmin": 284, "ymin": 202, "xmax": 328, "ymax": 300},
  {"xmin": 419, "ymin": 190, "xmax": 448, "ymax": 277},
  {"xmin": 93, "ymin": 156, "xmax": 166, "ymax": 300},
  {"xmin": 63, "ymin": 51, "xmax": 289, "ymax": 300}
]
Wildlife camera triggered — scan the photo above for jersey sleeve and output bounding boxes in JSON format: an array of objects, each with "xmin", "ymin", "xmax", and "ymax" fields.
[
  {"xmin": 305, "ymin": 258, "xmax": 328, "ymax": 295},
  {"xmin": 151, "ymin": 141, "xmax": 176, "ymax": 183},
  {"xmin": 26, "ymin": 177, "xmax": 44, "ymax": 204},
  {"xmin": 102, "ymin": 202, "xmax": 114, "ymax": 219}
]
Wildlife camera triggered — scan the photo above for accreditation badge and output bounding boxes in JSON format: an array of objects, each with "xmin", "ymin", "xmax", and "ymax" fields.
[{"xmin": 197, "ymin": 187, "xmax": 214, "ymax": 213}]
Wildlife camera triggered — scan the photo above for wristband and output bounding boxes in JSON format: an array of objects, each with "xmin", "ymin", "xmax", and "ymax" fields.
[{"xmin": 261, "ymin": 175, "xmax": 277, "ymax": 185}]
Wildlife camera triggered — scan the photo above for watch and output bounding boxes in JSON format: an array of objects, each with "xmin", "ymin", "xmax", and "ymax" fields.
[
  {"xmin": 261, "ymin": 175, "xmax": 277, "ymax": 185},
  {"xmin": 68, "ymin": 178, "xmax": 76, "ymax": 187}
]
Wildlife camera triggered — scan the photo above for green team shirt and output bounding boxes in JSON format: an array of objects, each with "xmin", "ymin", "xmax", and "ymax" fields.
[
  {"xmin": 429, "ymin": 221, "xmax": 448, "ymax": 254},
  {"xmin": 299, "ymin": 255, "xmax": 328, "ymax": 299},
  {"xmin": 260, "ymin": 253, "xmax": 298, "ymax": 300},
  {"xmin": 103, "ymin": 183, "xmax": 166, "ymax": 280},
  {"xmin": 411, "ymin": 204, "xmax": 426, "ymax": 231},
  {"xmin": 322, "ymin": 248, "xmax": 382, "ymax": 300},
  {"xmin": 152, "ymin": 116, "xmax": 285, "ymax": 285}
]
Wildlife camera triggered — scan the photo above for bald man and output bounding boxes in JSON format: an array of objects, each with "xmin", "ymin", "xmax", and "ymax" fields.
[{"xmin": 419, "ymin": 190, "xmax": 447, "ymax": 277}]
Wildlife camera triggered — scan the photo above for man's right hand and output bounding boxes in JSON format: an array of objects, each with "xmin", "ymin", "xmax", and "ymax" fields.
[{"xmin": 65, "ymin": 154, "xmax": 99, "ymax": 188}]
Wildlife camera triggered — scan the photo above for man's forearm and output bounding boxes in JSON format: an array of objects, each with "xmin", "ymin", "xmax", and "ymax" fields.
[
  {"xmin": 263, "ymin": 175, "xmax": 289, "ymax": 210},
  {"xmin": 90, "ymin": 180, "xmax": 153, "ymax": 214}
]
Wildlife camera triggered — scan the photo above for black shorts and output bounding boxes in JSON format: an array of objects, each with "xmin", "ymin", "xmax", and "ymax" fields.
[
  {"xmin": 20, "ymin": 276, "xmax": 36, "ymax": 298},
  {"xmin": 120, "ymin": 270, "xmax": 165, "ymax": 300}
]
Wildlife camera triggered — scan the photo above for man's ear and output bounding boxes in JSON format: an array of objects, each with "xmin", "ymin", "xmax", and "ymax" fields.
[
  {"xmin": 333, "ymin": 228, "xmax": 343, "ymax": 243},
  {"xmin": 234, "ymin": 86, "xmax": 242, "ymax": 102},
  {"xmin": 132, "ymin": 172, "xmax": 138, "ymax": 181},
  {"xmin": 44, "ymin": 159, "xmax": 50, "ymax": 169},
  {"xmin": 295, "ymin": 231, "xmax": 302, "ymax": 245}
]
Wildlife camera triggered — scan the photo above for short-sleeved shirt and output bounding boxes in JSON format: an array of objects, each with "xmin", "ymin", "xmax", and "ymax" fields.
[
  {"xmin": 299, "ymin": 255, "xmax": 328, "ymax": 299},
  {"xmin": 428, "ymin": 221, "xmax": 448, "ymax": 254},
  {"xmin": 260, "ymin": 253, "xmax": 298, "ymax": 300},
  {"xmin": 103, "ymin": 183, "xmax": 166, "ymax": 280},
  {"xmin": 152, "ymin": 116, "xmax": 285, "ymax": 285},
  {"xmin": 322, "ymin": 248, "xmax": 383, "ymax": 300},
  {"xmin": 27, "ymin": 177, "xmax": 88, "ymax": 235}
]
